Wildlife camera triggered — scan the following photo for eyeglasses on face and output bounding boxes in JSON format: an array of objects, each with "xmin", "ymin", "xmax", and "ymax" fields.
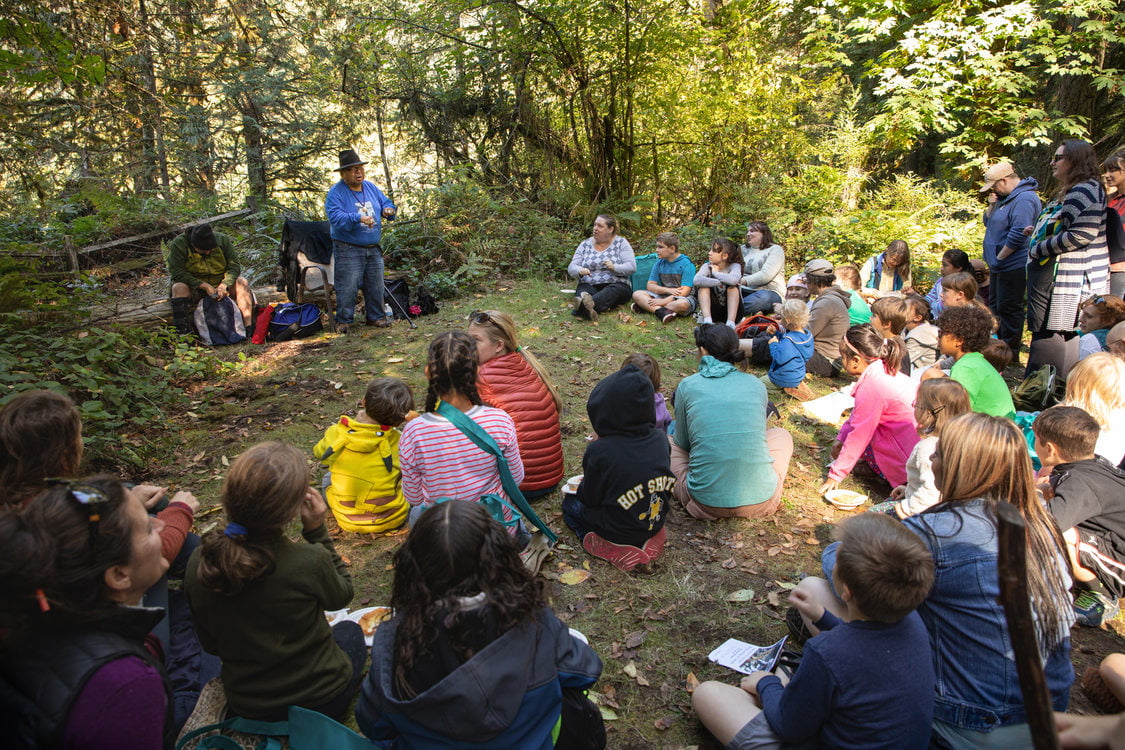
[{"xmin": 1050, "ymin": 152, "xmax": 1068, "ymax": 163}]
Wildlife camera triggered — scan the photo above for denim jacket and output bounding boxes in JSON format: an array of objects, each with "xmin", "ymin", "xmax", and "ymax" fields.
[{"xmin": 904, "ymin": 500, "xmax": 1073, "ymax": 732}]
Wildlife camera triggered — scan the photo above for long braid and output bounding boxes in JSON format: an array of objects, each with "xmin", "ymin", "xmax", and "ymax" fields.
[{"xmin": 424, "ymin": 331, "xmax": 482, "ymax": 411}]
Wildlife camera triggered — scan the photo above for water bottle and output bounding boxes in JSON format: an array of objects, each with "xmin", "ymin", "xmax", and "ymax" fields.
[{"xmin": 384, "ymin": 303, "xmax": 393, "ymax": 317}]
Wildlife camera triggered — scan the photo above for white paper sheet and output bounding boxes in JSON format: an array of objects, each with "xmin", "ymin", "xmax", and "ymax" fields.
[{"xmin": 707, "ymin": 636, "xmax": 788, "ymax": 675}]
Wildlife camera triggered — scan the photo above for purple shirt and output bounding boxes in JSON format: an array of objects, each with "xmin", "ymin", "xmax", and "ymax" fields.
[{"xmin": 64, "ymin": 655, "xmax": 166, "ymax": 749}]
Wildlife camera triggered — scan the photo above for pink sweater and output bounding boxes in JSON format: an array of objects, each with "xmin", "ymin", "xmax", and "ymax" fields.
[{"xmin": 830, "ymin": 364, "xmax": 919, "ymax": 486}]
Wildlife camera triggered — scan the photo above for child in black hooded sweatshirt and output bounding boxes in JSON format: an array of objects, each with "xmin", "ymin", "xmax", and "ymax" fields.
[{"xmin": 561, "ymin": 364, "xmax": 674, "ymax": 571}]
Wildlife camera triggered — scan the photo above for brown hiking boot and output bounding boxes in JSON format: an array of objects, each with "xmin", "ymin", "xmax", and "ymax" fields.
[{"xmin": 783, "ymin": 381, "xmax": 814, "ymax": 401}]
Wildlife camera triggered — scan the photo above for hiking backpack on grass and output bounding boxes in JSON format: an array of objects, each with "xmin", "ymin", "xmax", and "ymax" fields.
[{"xmin": 267, "ymin": 302, "xmax": 323, "ymax": 341}]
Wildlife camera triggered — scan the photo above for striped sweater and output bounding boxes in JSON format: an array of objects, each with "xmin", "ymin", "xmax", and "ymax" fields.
[
  {"xmin": 1028, "ymin": 179, "xmax": 1110, "ymax": 331},
  {"xmin": 399, "ymin": 405, "xmax": 524, "ymax": 521}
]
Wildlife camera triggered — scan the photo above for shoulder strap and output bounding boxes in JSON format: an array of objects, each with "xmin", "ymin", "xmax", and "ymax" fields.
[
  {"xmin": 175, "ymin": 716, "xmax": 287, "ymax": 750},
  {"xmin": 435, "ymin": 401, "xmax": 557, "ymax": 542}
]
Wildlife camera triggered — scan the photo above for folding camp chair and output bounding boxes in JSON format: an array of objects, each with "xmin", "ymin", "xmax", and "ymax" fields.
[{"xmin": 277, "ymin": 219, "xmax": 336, "ymax": 332}]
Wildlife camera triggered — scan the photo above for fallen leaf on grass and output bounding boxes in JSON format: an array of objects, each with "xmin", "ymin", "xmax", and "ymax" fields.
[
  {"xmin": 720, "ymin": 556, "xmax": 737, "ymax": 569},
  {"xmin": 386, "ymin": 357, "xmax": 404, "ymax": 363},
  {"xmin": 725, "ymin": 588, "xmax": 755, "ymax": 602},
  {"xmin": 558, "ymin": 568, "xmax": 591, "ymax": 585},
  {"xmin": 806, "ymin": 537, "xmax": 820, "ymax": 544},
  {"xmin": 624, "ymin": 631, "xmax": 646, "ymax": 649},
  {"xmin": 767, "ymin": 591, "xmax": 781, "ymax": 607},
  {"xmin": 623, "ymin": 661, "xmax": 638, "ymax": 678},
  {"xmin": 599, "ymin": 706, "xmax": 619, "ymax": 721},
  {"xmin": 685, "ymin": 672, "xmax": 700, "ymax": 693},
  {"xmin": 653, "ymin": 716, "xmax": 675, "ymax": 730},
  {"xmin": 767, "ymin": 546, "xmax": 781, "ymax": 556}
]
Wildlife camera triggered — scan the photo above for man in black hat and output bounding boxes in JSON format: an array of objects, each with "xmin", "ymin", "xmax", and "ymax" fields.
[
  {"xmin": 167, "ymin": 223, "xmax": 253, "ymax": 334},
  {"xmin": 324, "ymin": 148, "xmax": 397, "ymax": 333}
]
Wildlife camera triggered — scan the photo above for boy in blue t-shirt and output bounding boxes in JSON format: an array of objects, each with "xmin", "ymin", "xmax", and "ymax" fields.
[
  {"xmin": 693, "ymin": 513, "xmax": 936, "ymax": 750},
  {"xmin": 631, "ymin": 232, "xmax": 696, "ymax": 324}
]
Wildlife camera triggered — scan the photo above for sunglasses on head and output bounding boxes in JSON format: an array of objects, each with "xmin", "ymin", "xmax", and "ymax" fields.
[
  {"xmin": 468, "ymin": 310, "xmax": 494, "ymax": 326},
  {"xmin": 44, "ymin": 478, "xmax": 112, "ymax": 544}
]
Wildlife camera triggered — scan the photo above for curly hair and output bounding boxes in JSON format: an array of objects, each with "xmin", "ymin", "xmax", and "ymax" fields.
[
  {"xmin": 935, "ymin": 306, "xmax": 992, "ymax": 353},
  {"xmin": 424, "ymin": 331, "xmax": 484, "ymax": 413},
  {"xmin": 195, "ymin": 442, "xmax": 309, "ymax": 596},
  {"xmin": 0, "ymin": 390, "xmax": 83, "ymax": 508},
  {"xmin": 391, "ymin": 501, "xmax": 546, "ymax": 699}
]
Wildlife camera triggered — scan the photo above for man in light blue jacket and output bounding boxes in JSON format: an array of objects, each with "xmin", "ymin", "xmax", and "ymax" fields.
[{"xmin": 981, "ymin": 161, "xmax": 1041, "ymax": 362}]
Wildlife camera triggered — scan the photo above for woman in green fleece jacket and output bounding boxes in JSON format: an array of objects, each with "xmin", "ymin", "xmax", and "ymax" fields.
[{"xmin": 185, "ymin": 441, "xmax": 365, "ymax": 721}]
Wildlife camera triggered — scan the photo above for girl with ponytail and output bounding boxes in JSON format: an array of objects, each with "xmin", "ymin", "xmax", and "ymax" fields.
[
  {"xmin": 399, "ymin": 331, "xmax": 525, "ymax": 533},
  {"xmin": 818, "ymin": 324, "xmax": 919, "ymax": 495},
  {"xmin": 184, "ymin": 441, "xmax": 365, "ymax": 722}
]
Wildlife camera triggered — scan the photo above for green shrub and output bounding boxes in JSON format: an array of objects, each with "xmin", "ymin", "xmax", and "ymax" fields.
[{"xmin": 0, "ymin": 315, "xmax": 237, "ymax": 472}]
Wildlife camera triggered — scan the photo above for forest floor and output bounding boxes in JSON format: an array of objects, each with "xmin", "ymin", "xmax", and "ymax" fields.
[{"xmin": 136, "ymin": 275, "xmax": 1124, "ymax": 748}]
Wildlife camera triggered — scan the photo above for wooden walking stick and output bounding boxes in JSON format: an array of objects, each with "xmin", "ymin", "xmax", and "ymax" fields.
[{"xmin": 996, "ymin": 501, "xmax": 1060, "ymax": 750}]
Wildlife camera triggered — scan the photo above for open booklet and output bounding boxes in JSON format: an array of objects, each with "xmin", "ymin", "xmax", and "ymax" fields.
[{"xmin": 708, "ymin": 636, "xmax": 788, "ymax": 675}]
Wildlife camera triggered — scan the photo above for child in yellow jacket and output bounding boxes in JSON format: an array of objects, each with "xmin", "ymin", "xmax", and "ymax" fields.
[{"xmin": 314, "ymin": 377, "xmax": 415, "ymax": 532}]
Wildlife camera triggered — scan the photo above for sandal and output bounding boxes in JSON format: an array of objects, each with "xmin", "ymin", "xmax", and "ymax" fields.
[{"xmin": 786, "ymin": 606, "xmax": 812, "ymax": 647}]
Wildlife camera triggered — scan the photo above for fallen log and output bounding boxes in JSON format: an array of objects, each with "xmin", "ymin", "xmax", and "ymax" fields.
[
  {"xmin": 87, "ymin": 285, "xmax": 290, "ymax": 331},
  {"xmin": 77, "ymin": 208, "xmax": 252, "ymax": 257}
]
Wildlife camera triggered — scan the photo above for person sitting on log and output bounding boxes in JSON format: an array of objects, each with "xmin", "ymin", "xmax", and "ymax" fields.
[{"xmin": 167, "ymin": 223, "xmax": 253, "ymax": 334}]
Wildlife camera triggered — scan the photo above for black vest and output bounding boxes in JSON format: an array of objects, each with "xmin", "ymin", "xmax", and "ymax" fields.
[{"xmin": 0, "ymin": 607, "xmax": 174, "ymax": 749}]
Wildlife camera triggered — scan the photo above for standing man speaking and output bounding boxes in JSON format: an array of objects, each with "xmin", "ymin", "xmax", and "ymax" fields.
[
  {"xmin": 981, "ymin": 161, "xmax": 1041, "ymax": 363},
  {"xmin": 325, "ymin": 149, "xmax": 396, "ymax": 334}
]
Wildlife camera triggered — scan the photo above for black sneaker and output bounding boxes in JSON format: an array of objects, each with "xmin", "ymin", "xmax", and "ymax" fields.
[{"xmin": 786, "ymin": 606, "xmax": 812, "ymax": 646}]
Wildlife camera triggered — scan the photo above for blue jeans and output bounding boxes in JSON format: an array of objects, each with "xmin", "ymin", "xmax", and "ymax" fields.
[
  {"xmin": 740, "ymin": 288, "xmax": 782, "ymax": 316},
  {"xmin": 333, "ymin": 240, "xmax": 386, "ymax": 325}
]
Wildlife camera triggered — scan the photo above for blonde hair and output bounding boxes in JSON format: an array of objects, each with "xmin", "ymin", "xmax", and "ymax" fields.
[
  {"xmin": 932, "ymin": 413, "xmax": 1073, "ymax": 649},
  {"xmin": 780, "ymin": 299, "xmax": 810, "ymax": 330},
  {"xmin": 469, "ymin": 310, "xmax": 562, "ymax": 411},
  {"xmin": 1063, "ymin": 352, "xmax": 1125, "ymax": 428}
]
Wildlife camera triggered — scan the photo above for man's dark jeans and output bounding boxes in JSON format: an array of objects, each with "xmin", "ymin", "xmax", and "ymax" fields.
[{"xmin": 988, "ymin": 266, "xmax": 1026, "ymax": 360}]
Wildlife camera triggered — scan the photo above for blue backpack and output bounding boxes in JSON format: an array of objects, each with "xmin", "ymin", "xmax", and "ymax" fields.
[
  {"xmin": 267, "ymin": 302, "xmax": 323, "ymax": 341},
  {"xmin": 193, "ymin": 296, "xmax": 247, "ymax": 346}
]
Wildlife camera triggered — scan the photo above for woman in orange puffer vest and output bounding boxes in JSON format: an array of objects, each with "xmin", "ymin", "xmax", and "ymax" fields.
[{"xmin": 468, "ymin": 310, "xmax": 564, "ymax": 499}]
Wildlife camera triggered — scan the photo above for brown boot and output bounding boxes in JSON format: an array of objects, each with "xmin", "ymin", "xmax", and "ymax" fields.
[{"xmin": 783, "ymin": 381, "xmax": 814, "ymax": 401}]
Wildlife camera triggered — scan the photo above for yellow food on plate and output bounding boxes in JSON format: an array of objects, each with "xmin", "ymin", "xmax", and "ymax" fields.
[{"xmin": 359, "ymin": 607, "xmax": 392, "ymax": 636}]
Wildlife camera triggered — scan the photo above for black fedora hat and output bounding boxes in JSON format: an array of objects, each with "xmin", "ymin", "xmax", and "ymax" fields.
[{"xmin": 335, "ymin": 149, "xmax": 367, "ymax": 171}]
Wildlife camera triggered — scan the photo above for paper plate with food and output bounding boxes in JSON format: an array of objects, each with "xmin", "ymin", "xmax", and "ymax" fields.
[
  {"xmin": 561, "ymin": 475, "xmax": 583, "ymax": 495},
  {"xmin": 823, "ymin": 489, "xmax": 868, "ymax": 510},
  {"xmin": 346, "ymin": 606, "xmax": 394, "ymax": 646}
]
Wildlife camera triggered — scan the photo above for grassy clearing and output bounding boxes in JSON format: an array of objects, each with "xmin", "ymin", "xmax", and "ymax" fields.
[{"xmin": 148, "ymin": 276, "xmax": 1121, "ymax": 747}]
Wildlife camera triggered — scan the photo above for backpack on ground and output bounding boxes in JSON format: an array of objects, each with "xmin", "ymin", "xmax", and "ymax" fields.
[
  {"xmin": 736, "ymin": 315, "xmax": 778, "ymax": 338},
  {"xmin": 384, "ymin": 278, "xmax": 411, "ymax": 319},
  {"xmin": 630, "ymin": 253, "xmax": 659, "ymax": 293},
  {"xmin": 194, "ymin": 296, "xmax": 247, "ymax": 346},
  {"xmin": 1011, "ymin": 364, "xmax": 1059, "ymax": 412},
  {"xmin": 414, "ymin": 284, "xmax": 439, "ymax": 315},
  {"xmin": 267, "ymin": 302, "xmax": 323, "ymax": 342}
]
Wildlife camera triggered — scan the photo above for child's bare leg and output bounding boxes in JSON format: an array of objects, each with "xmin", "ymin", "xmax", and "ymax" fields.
[
  {"xmin": 631, "ymin": 290, "xmax": 661, "ymax": 313},
  {"xmin": 665, "ymin": 298, "xmax": 690, "ymax": 316},
  {"xmin": 1062, "ymin": 527, "xmax": 1098, "ymax": 584},
  {"xmin": 698, "ymin": 287, "xmax": 713, "ymax": 321},
  {"xmin": 792, "ymin": 576, "xmax": 848, "ymax": 635},
  {"xmin": 692, "ymin": 681, "xmax": 762, "ymax": 746},
  {"xmin": 725, "ymin": 286, "xmax": 742, "ymax": 323},
  {"xmin": 1101, "ymin": 653, "xmax": 1125, "ymax": 705}
]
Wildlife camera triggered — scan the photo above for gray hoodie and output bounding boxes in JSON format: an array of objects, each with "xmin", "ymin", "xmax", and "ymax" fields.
[{"xmin": 808, "ymin": 286, "xmax": 852, "ymax": 360}]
